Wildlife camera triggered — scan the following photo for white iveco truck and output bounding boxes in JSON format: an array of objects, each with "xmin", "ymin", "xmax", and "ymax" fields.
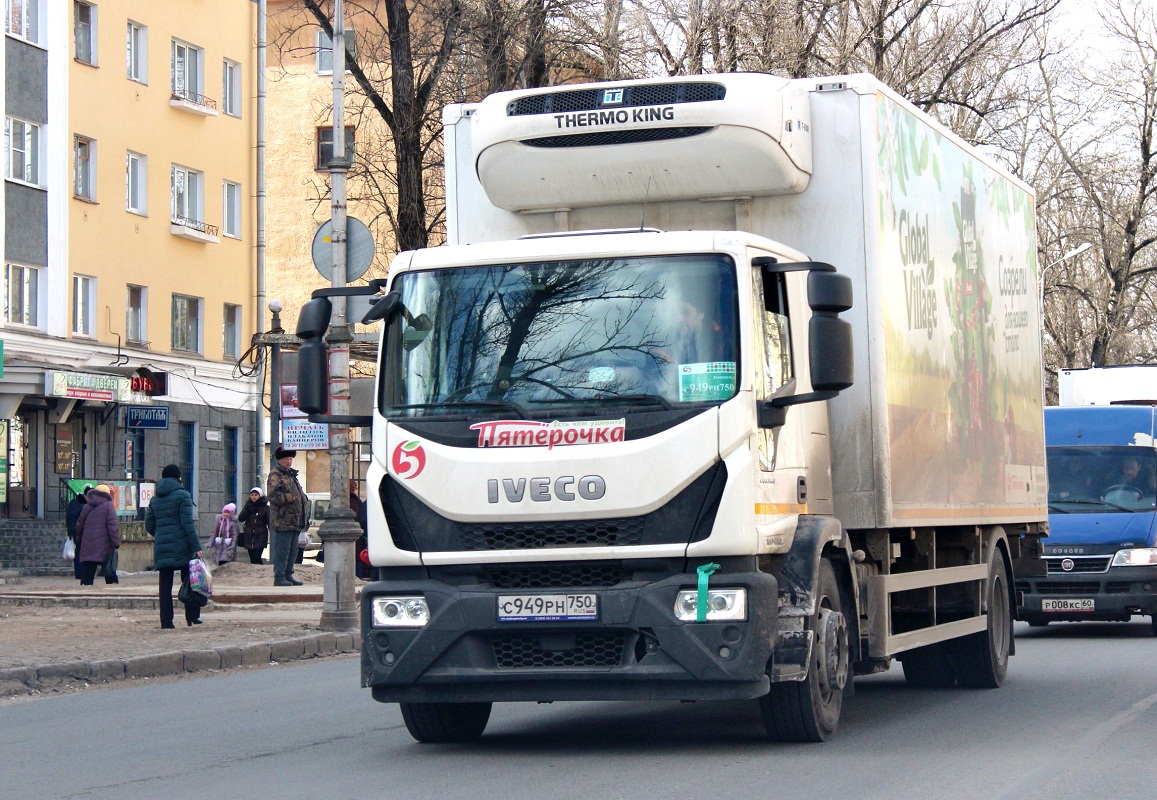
[{"xmin": 295, "ymin": 72, "xmax": 1048, "ymax": 742}]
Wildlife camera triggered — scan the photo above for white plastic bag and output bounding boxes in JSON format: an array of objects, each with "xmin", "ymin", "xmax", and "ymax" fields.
[
  {"xmin": 62, "ymin": 537, "xmax": 76, "ymax": 560},
  {"xmin": 298, "ymin": 531, "xmax": 310, "ymax": 548},
  {"xmin": 188, "ymin": 557, "xmax": 214, "ymax": 596}
]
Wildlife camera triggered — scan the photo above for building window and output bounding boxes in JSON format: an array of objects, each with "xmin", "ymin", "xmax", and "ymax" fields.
[
  {"xmin": 74, "ymin": 135, "xmax": 96, "ymax": 200},
  {"xmin": 171, "ymin": 164, "xmax": 203, "ymax": 224},
  {"xmin": 5, "ymin": 263, "xmax": 39, "ymax": 327},
  {"xmin": 74, "ymin": 2, "xmax": 96, "ymax": 64},
  {"xmin": 316, "ymin": 126, "xmax": 355, "ymax": 170},
  {"xmin": 222, "ymin": 180, "xmax": 241, "ymax": 238},
  {"xmin": 126, "ymin": 151, "xmax": 146, "ymax": 214},
  {"xmin": 316, "ymin": 28, "xmax": 356, "ymax": 74},
  {"xmin": 179, "ymin": 422, "xmax": 196, "ymax": 497},
  {"xmin": 171, "ymin": 39, "xmax": 204, "ymax": 103},
  {"xmin": 224, "ymin": 426, "xmax": 239, "ymax": 506},
  {"xmin": 127, "ymin": 284, "xmax": 146, "ymax": 344},
  {"xmin": 223, "ymin": 303, "xmax": 241, "ymax": 359},
  {"xmin": 5, "ymin": 117, "xmax": 42, "ymax": 185},
  {"xmin": 73, "ymin": 274, "xmax": 95, "ymax": 336},
  {"xmin": 171, "ymin": 294, "xmax": 201, "ymax": 353},
  {"xmin": 128, "ymin": 428, "xmax": 145, "ymax": 481},
  {"xmin": 6, "ymin": 0, "xmax": 42, "ymax": 44},
  {"xmin": 127, "ymin": 21, "xmax": 147, "ymax": 83},
  {"xmin": 222, "ymin": 59, "xmax": 241, "ymax": 117}
]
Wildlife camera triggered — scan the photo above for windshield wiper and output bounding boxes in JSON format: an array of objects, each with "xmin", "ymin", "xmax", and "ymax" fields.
[
  {"xmin": 598, "ymin": 393, "xmax": 675, "ymax": 411},
  {"xmin": 1047, "ymin": 498, "xmax": 1140, "ymax": 513},
  {"xmin": 385, "ymin": 400, "xmax": 530, "ymax": 419},
  {"xmin": 1046, "ymin": 504, "xmax": 1071, "ymax": 514}
]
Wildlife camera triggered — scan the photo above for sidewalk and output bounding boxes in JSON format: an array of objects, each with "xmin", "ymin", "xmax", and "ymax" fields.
[{"xmin": 0, "ymin": 562, "xmax": 363, "ymax": 698}]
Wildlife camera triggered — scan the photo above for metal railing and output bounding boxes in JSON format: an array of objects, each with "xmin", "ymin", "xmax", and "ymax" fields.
[
  {"xmin": 170, "ymin": 88, "xmax": 218, "ymax": 111},
  {"xmin": 171, "ymin": 215, "xmax": 220, "ymax": 237}
]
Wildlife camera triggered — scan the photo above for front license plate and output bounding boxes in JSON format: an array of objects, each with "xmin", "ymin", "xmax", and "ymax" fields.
[
  {"xmin": 497, "ymin": 593, "xmax": 599, "ymax": 622},
  {"xmin": 1041, "ymin": 598, "xmax": 1095, "ymax": 612}
]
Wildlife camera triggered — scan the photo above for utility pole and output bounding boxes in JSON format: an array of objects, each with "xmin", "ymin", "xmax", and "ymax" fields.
[{"xmin": 319, "ymin": 0, "xmax": 360, "ymax": 631}]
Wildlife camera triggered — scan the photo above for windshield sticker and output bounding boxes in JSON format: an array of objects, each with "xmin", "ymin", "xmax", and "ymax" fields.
[
  {"xmin": 471, "ymin": 419, "xmax": 626, "ymax": 449},
  {"xmin": 679, "ymin": 362, "xmax": 736, "ymax": 402}
]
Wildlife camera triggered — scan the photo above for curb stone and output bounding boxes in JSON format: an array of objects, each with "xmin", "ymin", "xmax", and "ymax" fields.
[{"xmin": 0, "ymin": 633, "xmax": 359, "ymax": 697}]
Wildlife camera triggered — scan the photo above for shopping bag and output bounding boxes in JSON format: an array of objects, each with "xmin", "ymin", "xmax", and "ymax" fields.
[
  {"xmin": 178, "ymin": 577, "xmax": 210, "ymax": 608},
  {"xmin": 297, "ymin": 531, "xmax": 310, "ymax": 548},
  {"xmin": 99, "ymin": 548, "xmax": 119, "ymax": 577},
  {"xmin": 62, "ymin": 538, "xmax": 76, "ymax": 560},
  {"xmin": 188, "ymin": 557, "xmax": 214, "ymax": 596}
]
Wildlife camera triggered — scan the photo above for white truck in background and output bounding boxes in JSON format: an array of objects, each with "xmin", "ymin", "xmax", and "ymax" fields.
[{"xmin": 295, "ymin": 73, "xmax": 1047, "ymax": 742}]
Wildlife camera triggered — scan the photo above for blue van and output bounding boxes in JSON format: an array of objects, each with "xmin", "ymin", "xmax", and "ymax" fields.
[{"xmin": 1018, "ymin": 405, "xmax": 1157, "ymax": 632}]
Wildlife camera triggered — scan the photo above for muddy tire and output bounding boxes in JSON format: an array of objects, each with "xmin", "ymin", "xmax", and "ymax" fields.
[
  {"xmin": 399, "ymin": 702, "xmax": 492, "ymax": 743},
  {"xmin": 952, "ymin": 554, "xmax": 1011, "ymax": 688},
  {"xmin": 760, "ymin": 559, "xmax": 847, "ymax": 742}
]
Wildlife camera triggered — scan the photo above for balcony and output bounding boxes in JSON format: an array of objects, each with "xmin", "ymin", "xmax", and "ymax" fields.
[
  {"xmin": 170, "ymin": 89, "xmax": 219, "ymax": 117},
  {"xmin": 171, "ymin": 216, "xmax": 220, "ymax": 243}
]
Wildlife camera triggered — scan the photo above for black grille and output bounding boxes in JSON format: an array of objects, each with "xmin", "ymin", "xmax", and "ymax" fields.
[
  {"xmin": 485, "ymin": 563, "xmax": 626, "ymax": 589},
  {"xmin": 492, "ymin": 632, "xmax": 625, "ymax": 668},
  {"xmin": 524, "ymin": 127, "xmax": 711, "ymax": 149},
  {"xmin": 507, "ymin": 82, "xmax": 726, "ymax": 116},
  {"xmin": 1045, "ymin": 557, "xmax": 1111, "ymax": 574},
  {"xmin": 1030, "ymin": 582, "xmax": 1102, "ymax": 595},
  {"xmin": 460, "ymin": 518, "xmax": 645, "ymax": 551}
]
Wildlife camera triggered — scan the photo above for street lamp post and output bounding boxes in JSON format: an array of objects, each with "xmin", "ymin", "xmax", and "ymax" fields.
[
  {"xmin": 1039, "ymin": 242, "xmax": 1093, "ymax": 401},
  {"xmin": 1039, "ymin": 242, "xmax": 1094, "ymax": 333},
  {"xmin": 318, "ymin": 0, "xmax": 361, "ymax": 632},
  {"xmin": 268, "ymin": 299, "xmax": 283, "ymax": 461}
]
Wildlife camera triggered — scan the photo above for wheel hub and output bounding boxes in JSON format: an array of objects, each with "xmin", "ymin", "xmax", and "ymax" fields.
[{"xmin": 815, "ymin": 607, "xmax": 848, "ymax": 697}]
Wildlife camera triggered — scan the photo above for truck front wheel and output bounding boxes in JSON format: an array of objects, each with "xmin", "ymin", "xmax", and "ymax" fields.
[
  {"xmin": 951, "ymin": 554, "xmax": 1011, "ymax": 688},
  {"xmin": 759, "ymin": 559, "xmax": 847, "ymax": 742},
  {"xmin": 399, "ymin": 702, "xmax": 492, "ymax": 743}
]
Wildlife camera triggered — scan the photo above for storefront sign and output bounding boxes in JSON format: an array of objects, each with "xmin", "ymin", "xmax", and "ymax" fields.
[
  {"xmin": 55, "ymin": 429, "xmax": 73, "ymax": 474},
  {"xmin": 131, "ymin": 369, "xmax": 168, "ymax": 396},
  {"xmin": 139, "ymin": 481, "xmax": 156, "ymax": 509},
  {"xmin": 282, "ymin": 419, "xmax": 329, "ymax": 450},
  {"xmin": 126, "ymin": 406, "xmax": 169, "ymax": 430},
  {"xmin": 46, "ymin": 371, "xmax": 132, "ymax": 402}
]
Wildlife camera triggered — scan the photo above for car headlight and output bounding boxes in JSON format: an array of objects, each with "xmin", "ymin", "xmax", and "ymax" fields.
[
  {"xmin": 674, "ymin": 588, "xmax": 747, "ymax": 621},
  {"xmin": 1111, "ymin": 548, "xmax": 1157, "ymax": 567},
  {"xmin": 371, "ymin": 596, "xmax": 430, "ymax": 627}
]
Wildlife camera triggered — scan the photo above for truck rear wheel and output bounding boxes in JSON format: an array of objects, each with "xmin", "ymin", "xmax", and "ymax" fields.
[
  {"xmin": 399, "ymin": 702, "xmax": 492, "ymax": 743},
  {"xmin": 760, "ymin": 559, "xmax": 847, "ymax": 742},
  {"xmin": 900, "ymin": 643, "xmax": 956, "ymax": 688},
  {"xmin": 952, "ymin": 555, "xmax": 1011, "ymax": 688}
]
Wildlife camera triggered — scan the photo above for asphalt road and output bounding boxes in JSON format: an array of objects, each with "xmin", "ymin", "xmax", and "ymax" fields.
[{"xmin": 4, "ymin": 621, "xmax": 1156, "ymax": 800}]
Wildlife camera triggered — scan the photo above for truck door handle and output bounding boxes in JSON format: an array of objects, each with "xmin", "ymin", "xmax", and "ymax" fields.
[{"xmin": 797, "ymin": 476, "xmax": 807, "ymax": 505}]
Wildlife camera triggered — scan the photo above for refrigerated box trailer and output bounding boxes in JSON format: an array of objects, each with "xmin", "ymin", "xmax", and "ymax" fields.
[{"xmin": 296, "ymin": 72, "xmax": 1048, "ymax": 742}]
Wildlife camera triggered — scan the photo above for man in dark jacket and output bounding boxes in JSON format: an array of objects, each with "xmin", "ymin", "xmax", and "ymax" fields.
[
  {"xmin": 65, "ymin": 484, "xmax": 92, "ymax": 581},
  {"xmin": 267, "ymin": 447, "xmax": 308, "ymax": 586},
  {"xmin": 146, "ymin": 464, "xmax": 204, "ymax": 628}
]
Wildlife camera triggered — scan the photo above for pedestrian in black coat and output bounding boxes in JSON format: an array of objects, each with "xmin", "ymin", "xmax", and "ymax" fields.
[{"xmin": 65, "ymin": 484, "xmax": 93, "ymax": 582}]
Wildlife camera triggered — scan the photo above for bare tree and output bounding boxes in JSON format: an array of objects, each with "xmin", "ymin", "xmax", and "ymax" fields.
[{"xmin": 1037, "ymin": 0, "xmax": 1157, "ymax": 376}]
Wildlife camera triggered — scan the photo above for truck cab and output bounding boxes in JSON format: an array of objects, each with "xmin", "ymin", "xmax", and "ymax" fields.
[{"xmin": 1019, "ymin": 405, "xmax": 1157, "ymax": 632}]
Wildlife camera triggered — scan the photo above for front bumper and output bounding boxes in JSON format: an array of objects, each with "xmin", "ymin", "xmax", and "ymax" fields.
[
  {"xmin": 360, "ymin": 570, "xmax": 778, "ymax": 703},
  {"xmin": 1017, "ymin": 565, "xmax": 1157, "ymax": 621}
]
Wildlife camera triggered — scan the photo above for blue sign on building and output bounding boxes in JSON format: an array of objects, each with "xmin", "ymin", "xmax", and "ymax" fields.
[{"xmin": 126, "ymin": 406, "xmax": 169, "ymax": 430}]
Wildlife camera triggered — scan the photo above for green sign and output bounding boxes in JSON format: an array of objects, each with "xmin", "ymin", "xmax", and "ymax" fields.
[{"xmin": 678, "ymin": 362, "xmax": 736, "ymax": 402}]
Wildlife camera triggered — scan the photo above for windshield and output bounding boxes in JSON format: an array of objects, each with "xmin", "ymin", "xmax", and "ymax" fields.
[
  {"xmin": 1047, "ymin": 446, "xmax": 1157, "ymax": 512},
  {"xmin": 380, "ymin": 254, "xmax": 739, "ymax": 416}
]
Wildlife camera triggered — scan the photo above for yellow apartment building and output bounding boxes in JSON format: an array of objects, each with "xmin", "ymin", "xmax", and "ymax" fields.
[{"xmin": 0, "ymin": 0, "xmax": 260, "ymax": 554}]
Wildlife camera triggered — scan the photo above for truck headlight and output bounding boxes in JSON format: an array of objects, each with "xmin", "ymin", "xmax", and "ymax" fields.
[
  {"xmin": 371, "ymin": 596, "xmax": 430, "ymax": 627},
  {"xmin": 674, "ymin": 588, "xmax": 747, "ymax": 622},
  {"xmin": 1111, "ymin": 549, "xmax": 1157, "ymax": 567}
]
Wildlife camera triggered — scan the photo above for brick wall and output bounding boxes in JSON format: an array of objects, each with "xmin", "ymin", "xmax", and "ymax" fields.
[{"xmin": 0, "ymin": 520, "xmax": 73, "ymax": 575}]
